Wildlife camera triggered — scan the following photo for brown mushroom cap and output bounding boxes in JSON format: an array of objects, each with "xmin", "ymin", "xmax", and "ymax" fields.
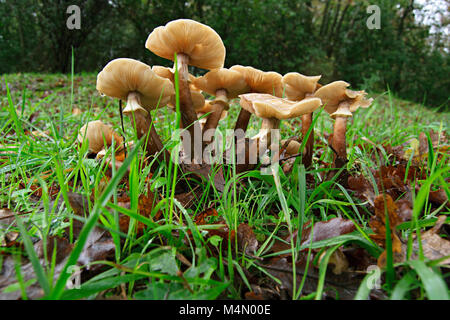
[
  {"xmin": 192, "ymin": 68, "xmax": 250, "ymax": 99},
  {"xmin": 281, "ymin": 139, "xmax": 302, "ymax": 156},
  {"xmin": 239, "ymin": 93, "xmax": 322, "ymax": 120},
  {"xmin": 197, "ymin": 100, "xmax": 228, "ymax": 120},
  {"xmin": 168, "ymin": 89, "xmax": 205, "ymax": 111},
  {"xmin": 230, "ymin": 65, "xmax": 283, "ymax": 97},
  {"xmin": 145, "ymin": 19, "xmax": 226, "ymax": 70},
  {"xmin": 152, "ymin": 65, "xmax": 196, "ymax": 84},
  {"xmin": 151, "ymin": 65, "xmax": 205, "ymax": 110},
  {"xmin": 282, "ymin": 72, "xmax": 322, "ymax": 100},
  {"xmin": 96, "ymin": 58, "xmax": 175, "ymax": 110},
  {"xmin": 314, "ymin": 81, "xmax": 373, "ymax": 117},
  {"xmin": 78, "ymin": 120, "xmax": 123, "ymax": 154}
]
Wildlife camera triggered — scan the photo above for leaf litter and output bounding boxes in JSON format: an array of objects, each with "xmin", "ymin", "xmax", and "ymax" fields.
[{"xmin": 1, "ymin": 79, "xmax": 449, "ymax": 300}]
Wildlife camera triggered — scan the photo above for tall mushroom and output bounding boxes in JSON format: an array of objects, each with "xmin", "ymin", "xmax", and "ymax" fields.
[
  {"xmin": 96, "ymin": 58, "xmax": 175, "ymax": 165},
  {"xmin": 314, "ymin": 81, "xmax": 373, "ymax": 166},
  {"xmin": 282, "ymin": 72, "xmax": 322, "ymax": 168},
  {"xmin": 196, "ymin": 100, "xmax": 228, "ymax": 130},
  {"xmin": 146, "ymin": 19, "xmax": 226, "ymax": 161},
  {"xmin": 192, "ymin": 68, "xmax": 250, "ymax": 147},
  {"xmin": 230, "ymin": 65, "xmax": 283, "ymax": 132}
]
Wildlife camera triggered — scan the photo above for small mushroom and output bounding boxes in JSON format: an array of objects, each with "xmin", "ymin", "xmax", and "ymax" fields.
[
  {"xmin": 230, "ymin": 65, "xmax": 283, "ymax": 132},
  {"xmin": 239, "ymin": 93, "xmax": 322, "ymax": 153},
  {"xmin": 197, "ymin": 100, "xmax": 228, "ymax": 130},
  {"xmin": 314, "ymin": 81, "xmax": 373, "ymax": 166},
  {"xmin": 152, "ymin": 65, "xmax": 205, "ymax": 113},
  {"xmin": 193, "ymin": 68, "xmax": 249, "ymax": 146},
  {"xmin": 78, "ymin": 120, "xmax": 123, "ymax": 155},
  {"xmin": 280, "ymin": 139, "xmax": 302, "ymax": 156},
  {"xmin": 146, "ymin": 19, "xmax": 226, "ymax": 161},
  {"xmin": 96, "ymin": 58, "xmax": 175, "ymax": 165},
  {"xmin": 282, "ymin": 72, "xmax": 322, "ymax": 168}
]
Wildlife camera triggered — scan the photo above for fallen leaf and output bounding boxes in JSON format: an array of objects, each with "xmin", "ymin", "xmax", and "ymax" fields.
[
  {"xmin": 271, "ymin": 217, "xmax": 356, "ymax": 255},
  {"xmin": 419, "ymin": 216, "xmax": 450, "ymax": 265},
  {"xmin": 369, "ymin": 194, "xmax": 406, "ymax": 267},
  {"xmin": 0, "ymin": 236, "xmax": 73, "ymax": 300}
]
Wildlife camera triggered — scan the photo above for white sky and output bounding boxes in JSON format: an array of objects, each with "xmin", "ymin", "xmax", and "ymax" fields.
[{"xmin": 414, "ymin": 0, "xmax": 449, "ymax": 33}]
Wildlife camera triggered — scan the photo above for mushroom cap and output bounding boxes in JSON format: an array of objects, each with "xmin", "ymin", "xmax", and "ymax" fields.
[
  {"xmin": 230, "ymin": 65, "xmax": 283, "ymax": 97},
  {"xmin": 145, "ymin": 19, "xmax": 226, "ymax": 70},
  {"xmin": 282, "ymin": 72, "xmax": 322, "ymax": 100},
  {"xmin": 281, "ymin": 139, "xmax": 302, "ymax": 156},
  {"xmin": 152, "ymin": 65, "xmax": 196, "ymax": 84},
  {"xmin": 96, "ymin": 58, "xmax": 175, "ymax": 110},
  {"xmin": 168, "ymin": 89, "xmax": 205, "ymax": 111},
  {"xmin": 314, "ymin": 81, "xmax": 373, "ymax": 116},
  {"xmin": 192, "ymin": 68, "xmax": 250, "ymax": 99},
  {"xmin": 197, "ymin": 100, "xmax": 228, "ymax": 119},
  {"xmin": 239, "ymin": 93, "xmax": 322, "ymax": 120},
  {"xmin": 78, "ymin": 120, "xmax": 123, "ymax": 154},
  {"xmin": 196, "ymin": 99, "xmax": 215, "ymax": 114}
]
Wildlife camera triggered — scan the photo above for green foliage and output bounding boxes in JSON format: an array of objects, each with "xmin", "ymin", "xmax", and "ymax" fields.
[{"xmin": 0, "ymin": 0, "xmax": 448, "ymax": 108}]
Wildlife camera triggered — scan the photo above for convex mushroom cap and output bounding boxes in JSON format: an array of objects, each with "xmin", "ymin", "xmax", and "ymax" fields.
[
  {"xmin": 231, "ymin": 65, "xmax": 283, "ymax": 97},
  {"xmin": 314, "ymin": 81, "xmax": 373, "ymax": 117},
  {"xmin": 146, "ymin": 19, "xmax": 226, "ymax": 70},
  {"xmin": 96, "ymin": 58, "xmax": 175, "ymax": 111},
  {"xmin": 282, "ymin": 72, "xmax": 322, "ymax": 100},
  {"xmin": 192, "ymin": 68, "xmax": 250, "ymax": 107},
  {"xmin": 239, "ymin": 93, "xmax": 322, "ymax": 120},
  {"xmin": 78, "ymin": 120, "xmax": 123, "ymax": 154}
]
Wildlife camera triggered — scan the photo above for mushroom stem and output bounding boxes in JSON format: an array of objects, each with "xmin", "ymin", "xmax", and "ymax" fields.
[
  {"xmin": 203, "ymin": 89, "xmax": 228, "ymax": 146},
  {"xmin": 332, "ymin": 116, "xmax": 348, "ymax": 164},
  {"xmin": 257, "ymin": 117, "xmax": 280, "ymax": 154},
  {"xmin": 235, "ymin": 109, "xmax": 252, "ymax": 132},
  {"xmin": 175, "ymin": 53, "xmax": 201, "ymax": 162},
  {"xmin": 301, "ymin": 113, "xmax": 314, "ymax": 168},
  {"xmin": 125, "ymin": 92, "xmax": 170, "ymax": 166}
]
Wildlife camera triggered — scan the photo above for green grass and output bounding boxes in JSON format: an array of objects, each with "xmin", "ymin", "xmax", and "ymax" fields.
[{"xmin": 0, "ymin": 72, "xmax": 449, "ymax": 300}]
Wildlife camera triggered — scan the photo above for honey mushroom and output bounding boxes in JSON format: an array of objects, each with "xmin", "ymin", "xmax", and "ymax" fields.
[
  {"xmin": 230, "ymin": 65, "xmax": 283, "ymax": 133},
  {"xmin": 282, "ymin": 72, "xmax": 322, "ymax": 168},
  {"xmin": 96, "ymin": 58, "xmax": 175, "ymax": 166},
  {"xmin": 152, "ymin": 65, "xmax": 206, "ymax": 115},
  {"xmin": 192, "ymin": 68, "xmax": 250, "ymax": 148},
  {"xmin": 236, "ymin": 93, "xmax": 321, "ymax": 172},
  {"xmin": 77, "ymin": 120, "xmax": 123, "ymax": 155},
  {"xmin": 146, "ymin": 19, "xmax": 226, "ymax": 161},
  {"xmin": 314, "ymin": 81, "xmax": 373, "ymax": 167}
]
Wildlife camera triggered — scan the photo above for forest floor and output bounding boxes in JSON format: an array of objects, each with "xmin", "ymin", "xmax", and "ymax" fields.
[{"xmin": 0, "ymin": 73, "xmax": 449, "ymax": 300}]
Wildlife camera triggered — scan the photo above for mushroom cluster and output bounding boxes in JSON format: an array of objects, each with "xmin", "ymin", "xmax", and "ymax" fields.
[{"xmin": 80, "ymin": 19, "xmax": 372, "ymax": 173}]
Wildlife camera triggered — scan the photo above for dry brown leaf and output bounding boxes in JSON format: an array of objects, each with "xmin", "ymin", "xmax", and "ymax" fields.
[
  {"xmin": 271, "ymin": 217, "xmax": 356, "ymax": 255},
  {"xmin": 419, "ymin": 216, "xmax": 450, "ymax": 265},
  {"xmin": 369, "ymin": 194, "xmax": 407, "ymax": 267}
]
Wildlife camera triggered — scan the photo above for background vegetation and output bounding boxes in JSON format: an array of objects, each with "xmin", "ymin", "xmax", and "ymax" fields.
[{"xmin": 0, "ymin": 0, "xmax": 448, "ymax": 109}]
